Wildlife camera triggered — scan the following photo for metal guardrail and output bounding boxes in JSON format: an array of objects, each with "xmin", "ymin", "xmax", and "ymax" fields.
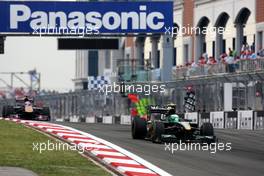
[
  {"xmin": 118, "ymin": 65, "xmax": 161, "ymax": 82},
  {"xmin": 237, "ymin": 58, "xmax": 264, "ymax": 72},
  {"xmin": 172, "ymin": 58, "xmax": 264, "ymax": 79}
]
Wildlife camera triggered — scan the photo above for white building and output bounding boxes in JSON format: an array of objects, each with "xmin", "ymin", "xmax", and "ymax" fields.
[{"xmin": 124, "ymin": 0, "xmax": 264, "ymax": 81}]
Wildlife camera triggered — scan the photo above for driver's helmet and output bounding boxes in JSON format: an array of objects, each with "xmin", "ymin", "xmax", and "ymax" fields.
[
  {"xmin": 168, "ymin": 114, "xmax": 180, "ymax": 123},
  {"xmin": 25, "ymin": 101, "xmax": 31, "ymax": 106}
]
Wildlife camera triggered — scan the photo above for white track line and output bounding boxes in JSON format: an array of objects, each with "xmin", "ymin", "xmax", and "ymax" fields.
[
  {"xmin": 55, "ymin": 133, "xmax": 87, "ymax": 138},
  {"xmin": 91, "ymin": 150, "xmax": 125, "ymax": 157},
  {"xmin": 67, "ymin": 138, "xmax": 98, "ymax": 144},
  {"xmin": 45, "ymin": 129, "xmax": 75, "ymax": 133},
  {"xmin": 78, "ymin": 143, "xmax": 111, "ymax": 149},
  {"xmin": 117, "ymin": 166, "xmax": 156, "ymax": 174},
  {"xmin": 103, "ymin": 158, "xmax": 140, "ymax": 165}
]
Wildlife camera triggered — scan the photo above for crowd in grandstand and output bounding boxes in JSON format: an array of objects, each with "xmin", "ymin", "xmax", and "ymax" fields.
[{"xmin": 177, "ymin": 42, "xmax": 264, "ymax": 75}]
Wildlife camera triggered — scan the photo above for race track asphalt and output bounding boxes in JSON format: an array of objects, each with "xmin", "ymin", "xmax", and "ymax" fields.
[{"xmin": 54, "ymin": 122, "xmax": 264, "ymax": 176}]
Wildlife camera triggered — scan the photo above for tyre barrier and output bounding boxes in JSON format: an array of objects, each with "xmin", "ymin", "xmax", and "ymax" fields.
[
  {"xmin": 0, "ymin": 118, "xmax": 171, "ymax": 176},
  {"xmin": 113, "ymin": 115, "xmax": 121, "ymax": 124},
  {"xmin": 95, "ymin": 115, "xmax": 103, "ymax": 123},
  {"xmin": 199, "ymin": 112, "xmax": 210, "ymax": 127}
]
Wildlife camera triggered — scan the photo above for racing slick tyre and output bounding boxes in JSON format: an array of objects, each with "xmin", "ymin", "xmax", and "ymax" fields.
[
  {"xmin": 151, "ymin": 121, "xmax": 165, "ymax": 143},
  {"xmin": 2, "ymin": 106, "xmax": 6, "ymax": 118},
  {"xmin": 132, "ymin": 116, "xmax": 147, "ymax": 139},
  {"xmin": 200, "ymin": 123, "xmax": 214, "ymax": 136},
  {"xmin": 42, "ymin": 107, "xmax": 51, "ymax": 121}
]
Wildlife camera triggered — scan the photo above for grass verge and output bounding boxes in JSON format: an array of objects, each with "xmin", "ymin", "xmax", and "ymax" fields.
[{"xmin": 0, "ymin": 120, "xmax": 110, "ymax": 176}]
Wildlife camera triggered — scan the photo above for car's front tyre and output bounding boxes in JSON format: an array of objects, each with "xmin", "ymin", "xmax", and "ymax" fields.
[{"xmin": 200, "ymin": 122, "xmax": 214, "ymax": 136}]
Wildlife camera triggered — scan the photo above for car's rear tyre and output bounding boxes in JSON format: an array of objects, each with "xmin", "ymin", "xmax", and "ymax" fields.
[
  {"xmin": 132, "ymin": 116, "xmax": 147, "ymax": 139},
  {"xmin": 151, "ymin": 121, "xmax": 165, "ymax": 143},
  {"xmin": 42, "ymin": 107, "xmax": 51, "ymax": 121},
  {"xmin": 2, "ymin": 106, "xmax": 6, "ymax": 117},
  {"xmin": 200, "ymin": 123, "xmax": 214, "ymax": 136}
]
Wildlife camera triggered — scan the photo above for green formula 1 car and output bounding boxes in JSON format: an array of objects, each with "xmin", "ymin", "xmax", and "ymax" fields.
[{"xmin": 132, "ymin": 105, "xmax": 216, "ymax": 143}]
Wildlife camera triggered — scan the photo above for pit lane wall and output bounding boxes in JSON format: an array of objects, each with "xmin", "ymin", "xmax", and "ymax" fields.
[
  {"xmin": 177, "ymin": 111, "xmax": 264, "ymax": 130},
  {"xmin": 56, "ymin": 110, "xmax": 263, "ymax": 130}
]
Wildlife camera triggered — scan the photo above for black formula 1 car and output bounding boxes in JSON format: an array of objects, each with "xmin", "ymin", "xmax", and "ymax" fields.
[
  {"xmin": 132, "ymin": 105, "xmax": 216, "ymax": 143},
  {"xmin": 2, "ymin": 97, "xmax": 51, "ymax": 121}
]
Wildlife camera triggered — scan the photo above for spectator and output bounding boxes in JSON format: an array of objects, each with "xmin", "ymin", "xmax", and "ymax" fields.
[
  {"xmin": 228, "ymin": 48, "xmax": 233, "ymax": 57},
  {"xmin": 189, "ymin": 61, "xmax": 198, "ymax": 74},
  {"xmin": 191, "ymin": 61, "xmax": 198, "ymax": 68},
  {"xmin": 240, "ymin": 51, "xmax": 246, "ymax": 59},
  {"xmin": 225, "ymin": 55, "xmax": 234, "ymax": 64},
  {"xmin": 198, "ymin": 56, "xmax": 206, "ymax": 65},
  {"xmin": 207, "ymin": 57, "xmax": 217, "ymax": 74},
  {"xmin": 220, "ymin": 53, "xmax": 228, "ymax": 63},
  {"xmin": 257, "ymin": 48, "xmax": 264, "ymax": 57},
  {"xmin": 225, "ymin": 53, "xmax": 236, "ymax": 72},
  {"xmin": 249, "ymin": 51, "xmax": 257, "ymax": 59},
  {"xmin": 202, "ymin": 52, "xmax": 208, "ymax": 61},
  {"xmin": 207, "ymin": 56, "xmax": 217, "ymax": 65},
  {"xmin": 251, "ymin": 42, "xmax": 255, "ymax": 52},
  {"xmin": 241, "ymin": 42, "xmax": 250, "ymax": 52},
  {"xmin": 232, "ymin": 49, "xmax": 237, "ymax": 58},
  {"xmin": 240, "ymin": 49, "xmax": 251, "ymax": 59}
]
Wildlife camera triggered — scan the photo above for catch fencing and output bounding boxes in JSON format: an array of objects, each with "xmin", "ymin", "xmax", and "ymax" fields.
[
  {"xmin": 172, "ymin": 58, "xmax": 264, "ymax": 79},
  {"xmin": 0, "ymin": 91, "xmax": 130, "ymax": 122}
]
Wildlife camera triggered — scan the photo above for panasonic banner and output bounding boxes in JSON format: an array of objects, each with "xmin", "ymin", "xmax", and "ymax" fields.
[{"xmin": 0, "ymin": 1, "xmax": 173, "ymax": 34}]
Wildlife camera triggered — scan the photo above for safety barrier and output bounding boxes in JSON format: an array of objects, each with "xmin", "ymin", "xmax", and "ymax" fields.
[
  {"xmin": 85, "ymin": 117, "xmax": 95, "ymax": 123},
  {"xmin": 184, "ymin": 112, "xmax": 199, "ymax": 124},
  {"xmin": 237, "ymin": 110, "xmax": 253, "ymax": 130},
  {"xmin": 71, "ymin": 110, "xmax": 263, "ymax": 130},
  {"xmin": 210, "ymin": 111, "xmax": 224, "ymax": 129},
  {"xmin": 237, "ymin": 58, "xmax": 264, "ymax": 72},
  {"xmin": 199, "ymin": 112, "xmax": 210, "ymax": 127},
  {"xmin": 173, "ymin": 63, "xmax": 227, "ymax": 79},
  {"xmin": 254, "ymin": 111, "xmax": 264, "ymax": 130},
  {"xmin": 86, "ymin": 115, "xmax": 130, "ymax": 125},
  {"xmin": 120, "ymin": 115, "xmax": 131, "ymax": 125},
  {"xmin": 172, "ymin": 58, "xmax": 264, "ymax": 80},
  {"xmin": 69, "ymin": 116, "xmax": 80, "ymax": 123},
  {"xmin": 102, "ymin": 116, "xmax": 113, "ymax": 124},
  {"xmin": 224, "ymin": 111, "xmax": 238, "ymax": 129}
]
